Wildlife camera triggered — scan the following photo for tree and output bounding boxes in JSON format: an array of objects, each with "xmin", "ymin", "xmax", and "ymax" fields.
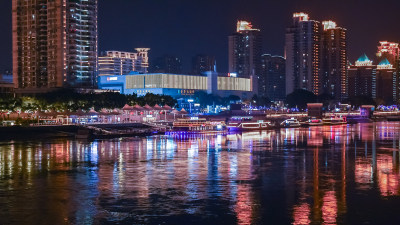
[
  {"xmin": 344, "ymin": 95, "xmax": 376, "ymax": 108},
  {"xmin": 126, "ymin": 94, "xmax": 138, "ymax": 106},
  {"xmin": 222, "ymin": 95, "xmax": 241, "ymax": 106},
  {"xmin": 0, "ymin": 89, "xmax": 179, "ymax": 112},
  {"xmin": 286, "ymin": 89, "xmax": 317, "ymax": 109},
  {"xmin": 136, "ymin": 93, "xmax": 177, "ymax": 107},
  {"xmin": 317, "ymin": 93, "xmax": 335, "ymax": 110},
  {"xmin": 251, "ymin": 95, "xmax": 271, "ymax": 107}
]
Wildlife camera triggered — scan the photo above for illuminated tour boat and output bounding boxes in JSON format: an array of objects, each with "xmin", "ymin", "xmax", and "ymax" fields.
[
  {"xmin": 172, "ymin": 117, "xmax": 225, "ymax": 132},
  {"xmin": 307, "ymin": 117, "xmax": 324, "ymax": 126},
  {"xmin": 322, "ymin": 116, "xmax": 347, "ymax": 125},
  {"xmin": 227, "ymin": 120, "xmax": 272, "ymax": 131},
  {"xmin": 281, "ymin": 118, "xmax": 301, "ymax": 128}
]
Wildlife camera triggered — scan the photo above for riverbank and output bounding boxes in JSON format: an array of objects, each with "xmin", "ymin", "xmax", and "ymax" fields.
[
  {"xmin": 1, "ymin": 115, "xmax": 399, "ymax": 141},
  {"xmin": 0, "ymin": 123, "xmax": 156, "ymax": 140}
]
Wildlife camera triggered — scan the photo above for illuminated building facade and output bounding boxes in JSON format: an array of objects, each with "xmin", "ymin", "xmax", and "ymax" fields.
[
  {"xmin": 376, "ymin": 41, "xmax": 400, "ymax": 65},
  {"xmin": 321, "ymin": 21, "xmax": 347, "ymax": 100},
  {"xmin": 259, "ymin": 54, "xmax": 286, "ymax": 100},
  {"xmin": 228, "ymin": 21, "xmax": 262, "ymax": 78},
  {"xmin": 12, "ymin": 0, "xmax": 98, "ymax": 93},
  {"xmin": 347, "ymin": 54, "xmax": 376, "ymax": 98},
  {"xmin": 150, "ymin": 55, "xmax": 182, "ymax": 74},
  {"xmin": 375, "ymin": 58, "xmax": 398, "ymax": 103},
  {"xmin": 348, "ymin": 54, "xmax": 398, "ymax": 103},
  {"xmin": 192, "ymin": 54, "xmax": 216, "ymax": 75},
  {"xmin": 285, "ymin": 13, "xmax": 321, "ymax": 95},
  {"xmin": 98, "ymin": 72, "xmax": 254, "ymax": 99},
  {"xmin": 98, "ymin": 49, "xmax": 150, "ymax": 76},
  {"xmin": 376, "ymin": 41, "xmax": 400, "ymax": 102}
]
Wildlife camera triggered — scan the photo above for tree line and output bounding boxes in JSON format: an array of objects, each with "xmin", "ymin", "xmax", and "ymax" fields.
[
  {"xmin": 0, "ymin": 88, "xmax": 386, "ymax": 113},
  {"xmin": 0, "ymin": 89, "xmax": 177, "ymax": 112},
  {"xmin": 285, "ymin": 89, "xmax": 378, "ymax": 110}
]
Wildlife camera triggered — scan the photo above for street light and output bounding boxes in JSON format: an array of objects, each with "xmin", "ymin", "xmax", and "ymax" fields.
[{"xmin": 188, "ymin": 99, "xmax": 194, "ymax": 114}]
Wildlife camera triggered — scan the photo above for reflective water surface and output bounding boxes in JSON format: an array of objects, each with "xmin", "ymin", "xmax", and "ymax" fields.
[{"xmin": 1, "ymin": 122, "xmax": 400, "ymax": 224}]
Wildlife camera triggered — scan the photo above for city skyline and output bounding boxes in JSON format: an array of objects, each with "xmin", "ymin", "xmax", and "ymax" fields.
[{"xmin": 1, "ymin": 0, "xmax": 400, "ymax": 73}]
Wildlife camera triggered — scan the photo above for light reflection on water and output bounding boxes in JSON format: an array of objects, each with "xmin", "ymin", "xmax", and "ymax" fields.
[{"xmin": 1, "ymin": 122, "xmax": 400, "ymax": 224}]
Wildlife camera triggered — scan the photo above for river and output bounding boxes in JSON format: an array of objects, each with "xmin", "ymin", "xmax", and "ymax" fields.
[{"xmin": 1, "ymin": 122, "xmax": 400, "ymax": 224}]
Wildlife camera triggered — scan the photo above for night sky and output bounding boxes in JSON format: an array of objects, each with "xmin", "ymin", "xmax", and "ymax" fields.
[{"xmin": 1, "ymin": 0, "xmax": 400, "ymax": 73}]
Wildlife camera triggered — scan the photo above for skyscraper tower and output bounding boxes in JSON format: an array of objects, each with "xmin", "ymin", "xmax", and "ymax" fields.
[
  {"xmin": 376, "ymin": 41, "xmax": 400, "ymax": 102},
  {"xmin": 347, "ymin": 54, "xmax": 376, "ymax": 99},
  {"xmin": 12, "ymin": 0, "xmax": 98, "ymax": 93},
  {"xmin": 98, "ymin": 48, "xmax": 150, "ymax": 76},
  {"xmin": 260, "ymin": 54, "xmax": 286, "ymax": 101},
  {"xmin": 376, "ymin": 41, "xmax": 400, "ymax": 65},
  {"xmin": 321, "ymin": 21, "xmax": 347, "ymax": 100},
  {"xmin": 376, "ymin": 58, "xmax": 398, "ymax": 103},
  {"xmin": 150, "ymin": 55, "xmax": 182, "ymax": 74},
  {"xmin": 228, "ymin": 21, "xmax": 262, "ymax": 78},
  {"xmin": 285, "ymin": 13, "xmax": 321, "ymax": 95},
  {"xmin": 192, "ymin": 54, "xmax": 216, "ymax": 75}
]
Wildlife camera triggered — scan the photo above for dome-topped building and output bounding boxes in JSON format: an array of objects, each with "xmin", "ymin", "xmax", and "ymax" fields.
[
  {"xmin": 355, "ymin": 54, "xmax": 373, "ymax": 66},
  {"xmin": 377, "ymin": 58, "xmax": 393, "ymax": 69},
  {"xmin": 348, "ymin": 51, "xmax": 398, "ymax": 103}
]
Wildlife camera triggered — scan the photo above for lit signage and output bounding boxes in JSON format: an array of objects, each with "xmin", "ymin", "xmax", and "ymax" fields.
[
  {"xmin": 228, "ymin": 73, "xmax": 237, "ymax": 77},
  {"xmin": 237, "ymin": 21, "xmax": 260, "ymax": 32},
  {"xmin": 181, "ymin": 90, "xmax": 195, "ymax": 95},
  {"xmin": 190, "ymin": 117, "xmax": 199, "ymax": 120},
  {"xmin": 322, "ymin": 21, "xmax": 337, "ymax": 30},
  {"xmin": 107, "ymin": 77, "xmax": 118, "ymax": 81},
  {"xmin": 293, "ymin": 12, "xmax": 309, "ymax": 21}
]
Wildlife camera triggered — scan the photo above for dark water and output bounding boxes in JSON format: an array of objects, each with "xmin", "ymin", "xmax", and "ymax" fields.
[{"xmin": 1, "ymin": 122, "xmax": 400, "ymax": 225}]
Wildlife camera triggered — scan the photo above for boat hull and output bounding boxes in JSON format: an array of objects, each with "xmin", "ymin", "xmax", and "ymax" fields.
[
  {"xmin": 322, "ymin": 122, "xmax": 347, "ymax": 125},
  {"xmin": 282, "ymin": 124, "xmax": 301, "ymax": 128},
  {"xmin": 227, "ymin": 122, "xmax": 272, "ymax": 131},
  {"xmin": 227, "ymin": 127, "xmax": 271, "ymax": 131},
  {"xmin": 172, "ymin": 127, "xmax": 225, "ymax": 132},
  {"xmin": 308, "ymin": 122, "xmax": 324, "ymax": 126}
]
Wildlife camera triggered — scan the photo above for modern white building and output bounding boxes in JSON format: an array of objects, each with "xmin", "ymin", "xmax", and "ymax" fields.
[
  {"xmin": 98, "ymin": 48, "xmax": 150, "ymax": 76},
  {"xmin": 98, "ymin": 72, "xmax": 254, "ymax": 99}
]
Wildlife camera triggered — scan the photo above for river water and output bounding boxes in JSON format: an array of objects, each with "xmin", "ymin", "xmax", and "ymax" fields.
[{"xmin": 1, "ymin": 122, "xmax": 400, "ymax": 224}]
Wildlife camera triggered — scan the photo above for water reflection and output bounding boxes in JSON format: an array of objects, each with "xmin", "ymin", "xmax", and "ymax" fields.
[{"xmin": 1, "ymin": 122, "xmax": 400, "ymax": 224}]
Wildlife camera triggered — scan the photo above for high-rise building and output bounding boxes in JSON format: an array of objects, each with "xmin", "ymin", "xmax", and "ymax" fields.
[
  {"xmin": 260, "ymin": 54, "xmax": 286, "ymax": 101},
  {"xmin": 150, "ymin": 55, "xmax": 182, "ymax": 74},
  {"xmin": 321, "ymin": 21, "xmax": 347, "ymax": 100},
  {"xmin": 285, "ymin": 13, "xmax": 321, "ymax": 95},
  {"xmin": 192, "ymin": 54, "xmax": 216, "ymax": 75},
  {"xmin": 98, "ymin": 49, "xmax": 150, "ymax": 76},
  {"xmin": 228, "ymin": 21, "xmax": 262, "ymax": 78},
  {"xmin": 376, "ymin": 41, "xmax": 400, "ymax": 103},
  {"xmin": 348, "ymin": 54, "xmax": 398, "ymax": 103},
  {"xmin": 376, "ymin": 41, "xmax": 400, "ymax": 65},
  {"xmin": 12, "ymin": 0, "xmax": 98, "ymax": 93},
  {"xmin": 375, "ymin": 58, "xmax": 398, "ymax": 103},
  {"xmin": 347, "ymin": 54, "xmax": 376, "ymax": 98}
]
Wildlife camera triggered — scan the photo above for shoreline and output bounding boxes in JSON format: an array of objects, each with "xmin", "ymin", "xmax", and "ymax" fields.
[{"xmin": 0, "ymin": 118, "xmax": 399, "ymax": 141}]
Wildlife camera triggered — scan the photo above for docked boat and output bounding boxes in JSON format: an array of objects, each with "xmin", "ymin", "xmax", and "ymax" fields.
[
  {"xmin": 322, "ymin": 116, "xmax": 347, "ymax": 125},
  {"xmin": 281, "ymin": 118, "xmax": 301, "ymax": 128},
  {"xmin": 307, "ymin": 118, "xmax": 323, "ymax": 126},
  {"xmin": 227, "ymin": 120, "xmax": 272, "ymax": 131},
  {"xmin": 172, "ymin": 117, "xmax": 225, "ymax": 132}
]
